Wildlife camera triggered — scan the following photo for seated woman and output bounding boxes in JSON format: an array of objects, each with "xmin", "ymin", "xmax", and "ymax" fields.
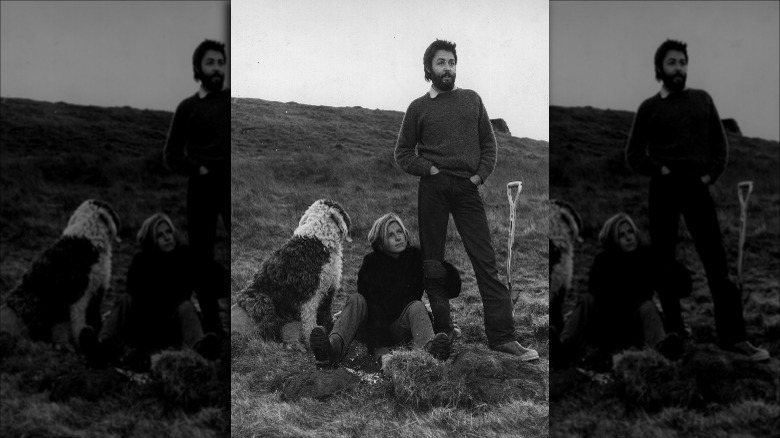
[
  {"xmin": 98, "ymin": 213, "xmax": 221, "ymax": 367},
  {"xmin": 553, "ymin": 213, "xmax": 684, "ymax": 367},
  {"xmin": 309, "ymin": 212, "xmax": 457, "ymax": 368}
]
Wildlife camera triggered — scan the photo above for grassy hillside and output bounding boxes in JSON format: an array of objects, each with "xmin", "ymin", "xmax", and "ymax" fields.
[
  {"xmin": 549, "ymin": 105, "xmax": 779, "ymax": 437},
  {"xmin": 0, "ymin": 97, "xmax": 230, "ymax": 437},
  {"xmin": 231, "ymin": 98, "xmax": 550, "ymax": 437}
]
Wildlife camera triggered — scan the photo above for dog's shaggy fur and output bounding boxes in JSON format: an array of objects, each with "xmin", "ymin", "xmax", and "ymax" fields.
[
  {"xmin": 233, "ymin": 199, "xmax": 351, "ymax": 348},
  {"xmin": 549, "ymin": 199, "xmax": 583, "ymax": 333},
  {"xmin": 0, "ymin": 199, "xmax": 120, "ymax": 350}
]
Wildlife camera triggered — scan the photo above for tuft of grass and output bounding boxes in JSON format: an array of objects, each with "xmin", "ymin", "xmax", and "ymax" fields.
[
  {"xmin": 383, "ymin": 349, "xmax": 468, "ymax": 410},
  {"xmin": 151, "ymin": 350, "xmax": 228, "ymax": 413},
  {"xmin": 612, "ymin": 349, "xmax": 695, "ymax": 411}
]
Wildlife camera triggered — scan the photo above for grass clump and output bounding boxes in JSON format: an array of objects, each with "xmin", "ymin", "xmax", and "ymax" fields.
[
  {"xmin": 613, "ymin": 349, "xmax": 695, "ymax": 411},
  {"xmin": 383, "ymin": 349, "xmax": 468, "ymax": 410},
  {"xmin": 151, "ymin": 350, "xmax": 226, "ymax": 413}
]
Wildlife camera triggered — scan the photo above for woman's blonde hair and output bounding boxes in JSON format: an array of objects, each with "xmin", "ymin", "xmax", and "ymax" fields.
[
  {"xmin": 598, "ymin": 212, "xmax": 640, "ymax": 251},
  {"xmin": 367, "ymin": 212, "xmax": 410, "ymax": 253},
  {"xmin": 136, "ymin": 212, "xmax": 179, "ymax": 251}
]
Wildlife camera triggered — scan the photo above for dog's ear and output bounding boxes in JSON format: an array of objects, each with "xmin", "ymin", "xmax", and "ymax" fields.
[
  {"xmin": 95, "ymin": 201, "xmax": 121, "ymax": 234},
  {"xmin": 90, "ymin": 201, "xmax": 121, "ymax": 243},
  {"xmin": 321, "ymin": 199, "xmax": 351, "ymax": 242},
  {"xmin": 93, "ymin": 208, "xmax": 120, "ymax": 243},
  {"xmin": 552, "ymin": 199, "xmax": 583, "ymax": 241},
  {"xmin": 322, "ymin": 200, "xmax": 351, "ymax": 231},
  {"xmin": 567, "ymin": 206, "xmax": 583, "ymax": 238},
  {"xmin": 560, "ymin": 210, "xmax": 581, "ymax": 241},
  {"xmin": 330, "ymin": 210, "xmax": 352, "ymax": 242},
  {"xmin": 298, "ymin": 211, "xmax": 311, "ymax": 228}
]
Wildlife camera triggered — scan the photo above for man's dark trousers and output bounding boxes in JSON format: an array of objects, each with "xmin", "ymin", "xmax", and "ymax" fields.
[
  {"xmin": 187, "ymin": 168, "xmax": 231, "ymax": 334},
  {"xmin": 418, "ymin": 173, "xmax": 515, "ymax": 348},
  {"xmin": 649, "ymin": 173, "xmax": 746, "ymax": 345}
]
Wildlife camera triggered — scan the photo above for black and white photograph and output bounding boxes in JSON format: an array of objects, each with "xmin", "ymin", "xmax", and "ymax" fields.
[
  {"xmin": 0, "ymin": 1, "xmax": 231, "ymax": 436},
  {"xmin": 548, "ymin": 1, "xmax": 779, "ymax": 436},
  {"xmin": 229, "ymin": 0, "xmax": 550, "ymax": 435}
]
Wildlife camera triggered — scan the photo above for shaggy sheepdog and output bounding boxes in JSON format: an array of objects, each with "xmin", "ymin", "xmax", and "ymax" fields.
[
  {"xmin": 232, "ymin": 199, "xmax": 351, "ymax": 349},
  {"xmin": 0, "ymin": 199, "xmax": 121, "ymax": 353},
  {"xmin": 549, "ymin": 199, "xmax": 583, "ymax": 333}
]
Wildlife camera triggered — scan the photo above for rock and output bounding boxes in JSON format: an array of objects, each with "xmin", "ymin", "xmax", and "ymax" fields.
[
  {"xmin": 490, "ymin": 118, "xmax": 511, "ymax": 136},
  {"xmin": 230, "ymin": 304, "xmax": 257, "ymax": 337},
  {"xmin": 0, "ymin": 303, "xmax": 29, "ymax": 338},
  {"xmin": 722, "ymin": 118, "xmax": 741, "ymax": 135},
  {"xmin": 278, "ymin": 368, "xmax": 361, "ymax": 402}
]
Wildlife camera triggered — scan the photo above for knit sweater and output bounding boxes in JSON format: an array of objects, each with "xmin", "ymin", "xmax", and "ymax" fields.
[
  {"xmin": 357, "ymin": 246, "xmax": 425, "ymax": 348},
  {"xmin": 395, "ymin": 88, "xmax": 497, "ymax": 183},
  {"xmin": 164, "ymin": 88, "xmax": 230, "ymax": 177},
  {"xmin": 587, "ymin": 246, "xmax": 656, "ymax": 315},
  {"xmin": 625, "ymin": 88, "xmax": 728, "ymax": 182},
  {"xmin": 126, "ymin": 246, "xmax": 197, "ymax": 313}
]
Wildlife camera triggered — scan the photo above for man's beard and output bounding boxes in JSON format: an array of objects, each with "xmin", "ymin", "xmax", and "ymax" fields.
[
  {"xmin": 432, "ymin": 71, "xmax": 456, "ymax": 92},
  {"xmin": 661, "ymin": 71, "xmax": 686, "ymax": 93},
  {"xmin": 198, "ymin": 70, "xmax": 224, "ymax": 92}
]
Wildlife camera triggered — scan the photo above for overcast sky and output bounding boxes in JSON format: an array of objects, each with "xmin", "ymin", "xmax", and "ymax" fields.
[
  {"xmin": 551, "ymin": 1, "xmax": 780, "ymax": 142},
  {"xmin": 232, "ymin": 0, "xmax": 549, "ymax": 141},
  {"xmin": 0, "ymin": 1, "xmax": 229, "ymax": 113}
]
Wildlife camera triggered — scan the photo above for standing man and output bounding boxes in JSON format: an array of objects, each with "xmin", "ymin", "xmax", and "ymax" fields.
[
  {"xmin": 625, "ymin": 39, "xmax": 769, "ymax": 361},
  {"xmin": 164, "ymin": 39, "xmax": 230, "ymax": 335},
  {"xmin": 395, "ymin": 39, "xmax": 538, "ymax": 361}
]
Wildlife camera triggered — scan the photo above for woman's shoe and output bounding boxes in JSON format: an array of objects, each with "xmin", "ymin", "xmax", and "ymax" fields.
[{"xmin": 309, "ymin": 326, "xmax": 332, "ymax": 368}]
